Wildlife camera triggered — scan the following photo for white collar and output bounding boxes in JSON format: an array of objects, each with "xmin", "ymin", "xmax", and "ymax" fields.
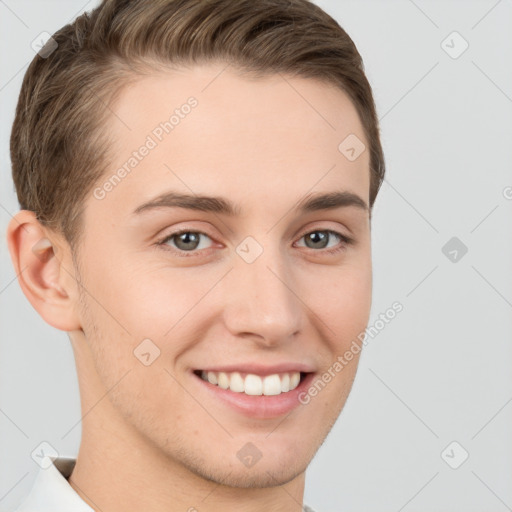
[{"xmin": 14, "ymin": 457, "xmax": 94, "ymax": 512}]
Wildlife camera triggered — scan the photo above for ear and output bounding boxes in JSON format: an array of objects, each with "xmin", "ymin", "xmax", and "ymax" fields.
[{"xmin": 6, "ymin": 210, "xmax": 82, "ymax": 331}]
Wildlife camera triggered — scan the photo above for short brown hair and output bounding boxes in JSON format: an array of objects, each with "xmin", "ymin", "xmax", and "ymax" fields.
[{"xmin": 10, "ymin": 0, "xmax": 385, "ymax": 250}]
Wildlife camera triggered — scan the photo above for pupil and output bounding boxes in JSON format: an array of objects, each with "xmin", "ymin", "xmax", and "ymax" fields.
[
  {"xmin": 308, "ymin": 231, "xmax": 327, "ymax": 248},
  {"xmin": 177, "ymin": 232, "xmax": 199, "ymax": 250}
]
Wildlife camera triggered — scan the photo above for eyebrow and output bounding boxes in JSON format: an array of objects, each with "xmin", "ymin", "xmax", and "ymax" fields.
[{"xmin": 132, "ymin": 190, "xmax": 369, "ymax": 216}]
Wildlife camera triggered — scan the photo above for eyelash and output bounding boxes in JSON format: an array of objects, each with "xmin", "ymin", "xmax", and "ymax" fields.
[{"xmin": 155, "ymin": 228, "xmax": 354, "ymax": 258}]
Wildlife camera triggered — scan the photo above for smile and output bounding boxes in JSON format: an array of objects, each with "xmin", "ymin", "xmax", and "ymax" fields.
[{"xmin": 194, "ymin": 369, "xmax": 305, "ymax": 396}]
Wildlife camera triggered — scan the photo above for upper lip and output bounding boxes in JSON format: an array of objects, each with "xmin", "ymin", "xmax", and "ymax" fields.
[{"xmin": 193, "ymin": 362, "xmax": 316, "ymax": 376}]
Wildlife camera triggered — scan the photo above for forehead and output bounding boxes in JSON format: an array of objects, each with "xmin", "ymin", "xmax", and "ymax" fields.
[{"xmin": 93, "ymin": 63, "xmax": 370, "ymax": 218}]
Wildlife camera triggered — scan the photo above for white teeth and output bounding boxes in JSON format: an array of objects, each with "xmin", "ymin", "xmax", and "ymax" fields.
[
  {"xmin": 229, "ymin": 372, "xmax": 244, "ymax": 393},
  {"xmin": 245, "ymin": 374, "xmax": 263, "ymax": 395},
  {"xmin": 262, "ymin": 374, "xmax": 282, "ymax": 396},
  {"xmin": 199, "ymin": 370, "xmax": 303, "ymax": 395},
  {"xmin": 281, "ymin": 373, "xmax": 290, "ymax": 392},
  {"xmin": 217, "ymin": 372, "xmax": 229, "ymax": 389}
]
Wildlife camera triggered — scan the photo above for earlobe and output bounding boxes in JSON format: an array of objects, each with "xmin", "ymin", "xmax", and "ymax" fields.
[{"xmin": 6, "ymin": 210, "xmax": 82, "ymax": 332}]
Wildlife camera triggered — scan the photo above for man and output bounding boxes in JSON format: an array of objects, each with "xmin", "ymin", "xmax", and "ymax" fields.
[{"xmin": 7, "ymin": 0, "xmax": 385, "ymax": 510}]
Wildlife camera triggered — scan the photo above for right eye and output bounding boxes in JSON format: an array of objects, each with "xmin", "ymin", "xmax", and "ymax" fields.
[{"xmin": 156, "ymin": 230, "xmax": 216, "ymax": 256}]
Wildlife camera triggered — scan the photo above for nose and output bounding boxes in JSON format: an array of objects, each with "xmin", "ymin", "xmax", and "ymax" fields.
[{"xmin": 221, "ymin": 242, "xmax": 303, "ymax": 348}]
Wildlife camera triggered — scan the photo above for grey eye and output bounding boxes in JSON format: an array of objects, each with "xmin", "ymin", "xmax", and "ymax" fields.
[
  {"xmin": 164, "ymin": 231, "xmax": 212, "ymax": 252},
  {"xmin": 303, "ymin": 231, "xmax": 330, "ymax": 249}
]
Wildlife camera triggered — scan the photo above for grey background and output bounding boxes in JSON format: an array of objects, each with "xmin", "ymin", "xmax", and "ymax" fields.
[{"xmin": 1, "ymin": 1, "xmax": 511, "ymax": 511}]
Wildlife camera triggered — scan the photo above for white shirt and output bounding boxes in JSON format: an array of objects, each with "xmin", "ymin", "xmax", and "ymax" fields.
[
  {"xmin": 14, "ymin": 456, "xmax": 318, "ymax": 512},
  {"xmin": 13, "ymin": 457, "xmax": 94, "ymax": 512}
]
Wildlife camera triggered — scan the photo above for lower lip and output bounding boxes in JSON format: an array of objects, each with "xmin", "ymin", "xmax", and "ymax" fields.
[{"xmin": 191, "ymin": 371, "xmax": 316, "ymax": 419}]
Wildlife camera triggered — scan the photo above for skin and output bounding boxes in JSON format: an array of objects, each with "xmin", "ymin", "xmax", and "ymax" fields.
[{"xmin": 7, "ymin": 62, "xmax": 372, "ymax": 512}]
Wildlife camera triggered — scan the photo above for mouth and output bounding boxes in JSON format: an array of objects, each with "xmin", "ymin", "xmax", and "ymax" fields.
[
  {"xmin": 191, "ymin": 368, "xmax": 316, "ymax": 419},
  {"xmin": 192, "ymin": 369, "xmax": 311, "ymax": 396}
]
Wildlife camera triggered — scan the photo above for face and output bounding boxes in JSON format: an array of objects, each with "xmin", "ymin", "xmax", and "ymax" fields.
[{"xmin": 71, "ymin": 62, "xmax": 372, "ymax": 487}]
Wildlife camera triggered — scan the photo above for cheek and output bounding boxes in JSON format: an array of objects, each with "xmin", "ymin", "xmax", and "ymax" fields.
[
  {"xmin": 86, "ymin": 250, "xmax": 197, "ymax": 332},
  {"xmin": 80, "ymin": 257, "xmax": 216, "ymax": 374},
  {"xmin": 338, "ymin": 266, "xmax": 372, "ymax": 328},
  {"xmin": 302, "ymin": 256, "xmax": 372, "ymax": 343}
]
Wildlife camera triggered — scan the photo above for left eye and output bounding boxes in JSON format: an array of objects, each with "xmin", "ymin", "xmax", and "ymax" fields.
[
  {"xmin": 295, "ymin": 230, "xmax": 351, "ymax": 252},
  {"xmin": 157, "ymin": 229, "xmax": 352, "ymax": 256}
]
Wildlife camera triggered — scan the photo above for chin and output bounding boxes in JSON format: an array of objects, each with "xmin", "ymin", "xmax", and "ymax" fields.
[{"xmin": 193, "ymin": 459, "xmax": 308, "ymax": 489}]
